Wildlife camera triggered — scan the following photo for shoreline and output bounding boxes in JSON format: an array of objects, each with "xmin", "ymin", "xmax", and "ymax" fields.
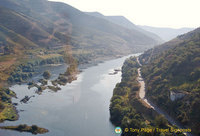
[
  {"xmin": 0, "ymin": 53, "xmax": 135, "ymax": 124},
  {"xmin": 137, "ymin": 57, "xmax": 192, "ymax": 136},
  {"xmin": 0, "ymin": 53, "xmax": 137, "ymax": 136}
]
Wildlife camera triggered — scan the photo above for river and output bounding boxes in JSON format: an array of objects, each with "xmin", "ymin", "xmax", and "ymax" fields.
[{"xmin": 0, "ymin": 53, "xmax": 139, "ymax": 136}]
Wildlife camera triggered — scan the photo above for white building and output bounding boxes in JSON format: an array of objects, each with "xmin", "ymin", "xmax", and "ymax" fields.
[{"xmin": 170, "ymin": 91, "xmax": 185, "ymax": 101}]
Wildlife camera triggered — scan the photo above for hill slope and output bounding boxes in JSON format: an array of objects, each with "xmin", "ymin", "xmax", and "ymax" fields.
[
  {"xmin": 0, "ymin": 0, "xmax": 161, "ymax": 84},
  {"xmin": 86, "ymin": 12, "xmax": 163, "ymax": 44},
  {"xmin": 139, "ymin": 27, "xmax": 200, "ymax": 135},
  {"xmin": 0, "ymin": 0, "xmax": 159, "ymax": 55},
  {"xmin": 0, "ymin": 0, "xmax": 161, "ymax": 122}
]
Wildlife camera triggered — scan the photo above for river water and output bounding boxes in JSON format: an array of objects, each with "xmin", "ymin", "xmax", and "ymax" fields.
[{"xmin": 0, "ymin": 54, "xmax": 139, "ymax": 136}]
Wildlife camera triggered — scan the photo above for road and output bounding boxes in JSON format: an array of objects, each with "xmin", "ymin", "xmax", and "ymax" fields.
[{"xmin": 136, "ymin": 57, "xmax": 192, "ymax": 136}]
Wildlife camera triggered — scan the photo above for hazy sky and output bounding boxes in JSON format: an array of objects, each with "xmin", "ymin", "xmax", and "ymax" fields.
[{"xmin": 49, "ymin": 0, "xmax": 200, "ymax": 29}]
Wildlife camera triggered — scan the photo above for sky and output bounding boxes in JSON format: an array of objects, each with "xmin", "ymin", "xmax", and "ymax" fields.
[{"xmin": 49, "ymin": 0, "xmax": 200, "ymax": 29}]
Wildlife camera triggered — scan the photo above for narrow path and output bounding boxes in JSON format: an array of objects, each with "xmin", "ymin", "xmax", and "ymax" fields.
[{"xmin": 136, "ymin": 57, "xmax": 192, "ymax": 136}]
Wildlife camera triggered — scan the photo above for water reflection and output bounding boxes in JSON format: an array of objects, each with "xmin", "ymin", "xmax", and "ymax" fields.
[{"xmin": 0, "ymin": 54, "xmax": 138, "ymax": 136}]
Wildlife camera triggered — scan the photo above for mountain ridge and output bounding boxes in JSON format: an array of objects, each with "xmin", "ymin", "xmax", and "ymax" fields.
[
  {"xmin": 86, "ymin": 11, "xmax": 164, "ymax": 43},
  {"xmin": 0, "ymin": 0, "xmax": 161, "ymax": 89},
  {"xmin": 0, "ymin": 0, "xmax": 160, "ymax": 53}
]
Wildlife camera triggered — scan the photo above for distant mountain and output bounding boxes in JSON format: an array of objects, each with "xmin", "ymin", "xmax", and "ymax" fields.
[
  {"xmin": 139, "ymin": 25, "xmax": 194, "ymax": 41},
  {"xmin": 85, "ymin": 12, "xmax": 140, "ymax": 30},
  {"xmin": 86, "ymin": 12, "xmax": 163, "ymax": 43},
  {"xmin": 0, "ymin": 0, "xmax": 161, "ymax": 56},
  {"xmin": 140, "ymin": 27, "xmax": 200, "ymax": 135}
]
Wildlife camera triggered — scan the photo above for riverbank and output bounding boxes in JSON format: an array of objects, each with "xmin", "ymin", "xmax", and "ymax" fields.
[
  {"xmin": 137, "ymin": 58, "xmax": 193, "ymax": 136},
  {"xmin": 110, "ymin": 56, "xmax": 160, "ymax": 136},
  {"xmin": 110, "ymin": 56, "xmax": 190, "ymax": 136},
  {"xmin": 0, "ymin": 124, "xmax": 49, "ymax": 134},
  {"xmin": 0, "ymin": 53, "xmax": 121, "ymax": 123},
  {"xmin": 0, "ymin": 54, "xmax": 137, "ymax": 136},
  {"xmin": 0, "ymin": 88, "xmax": 18, "ymax": 123}
]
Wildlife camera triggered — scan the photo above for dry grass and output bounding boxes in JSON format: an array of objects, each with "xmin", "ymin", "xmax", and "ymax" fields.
[
  {"xmin": 0, "ymin": 55, "xmax": 17, "ymax": 81},
  {"xmin": 37, "ymin": 53, "xmax": 62, "ymax": 59},
  {"xmin": 0, "ymin": 57, "xmax": 16, "ymax": 71}
]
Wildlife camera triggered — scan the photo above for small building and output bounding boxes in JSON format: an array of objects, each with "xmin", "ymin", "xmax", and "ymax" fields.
[{"xmin": 170, "ymin": 91, "xmax": 185, "ymax": 101}]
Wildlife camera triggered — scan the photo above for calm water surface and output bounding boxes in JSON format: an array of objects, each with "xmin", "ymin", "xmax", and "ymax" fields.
[{"xmin": 0, "ymin": 54, "xmax": 138, "ymax": 136}]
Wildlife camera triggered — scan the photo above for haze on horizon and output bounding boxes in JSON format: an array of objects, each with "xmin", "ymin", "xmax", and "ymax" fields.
[{"xmin": 49, "ymin": 0, "xmax": 200, "ymax": 29}]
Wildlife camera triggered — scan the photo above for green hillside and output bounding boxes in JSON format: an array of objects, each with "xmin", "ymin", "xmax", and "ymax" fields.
[
  {"xmin": 139, "ymin": 27, "xmax": 200, "ymax": 135},
  {"xmin": 110, "ymin": 57, "xmax": 179, "ymax": 136}
]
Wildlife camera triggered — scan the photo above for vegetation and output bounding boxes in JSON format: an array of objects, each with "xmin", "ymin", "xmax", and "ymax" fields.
[
  {"xmin": 0, "ymin": 88, "xmax": 18, "ymax": 122},
  {"xmin": 0, "ymin": 0, "xmax": 158, "ymax": 89},
  {"xmin": 47, "ymin": 86, "xmax": 61, "ymax": 92},
  {"xmin": 110, "ymin": 57, "xmax": 186, "ymax": 136},
  {"xmin": 0, "ymin": 0, "xmax": 159, "ymax": 80},
  {"xmin": 0, "ymin": 0, "xmax": 159, "ymax": 132},
  {"xmin": 28, "ymin": 82, "xmax": 46, "ymax": 94},
  {"xmin": 110, "ymin": 57, "xmax": 141, "ymax": 127},
  {"xmin": 110, "ymin": 57, "xmax": 163, "ymax": 135},
  {"xmin": 8, "ymin": 56, "xmax": 64, "ymax": 84},
  {"xmin": 139, "ymin": 27, "xmax": 200, "ymax": 135},
  {"xmin": 52, "ymin": 46, "xmax": 78, "ymax": 86},
  {"xmin": 0, "ymin": 0, "xmax": 160, "ymax": 87},
  {"xmin": 43, "ymin": 71, "xmax": 51, "ymax": 79},
  {"xmin": 0, "ymin": 124, "xmax": 49, "ymax": 134},
  {"xmin": 20, "ymin": 95, "xmax": 33, "ymax": 103},
  {"xmin": 38, "ymin": 79, "xmax": 47, "ymax": 86}
]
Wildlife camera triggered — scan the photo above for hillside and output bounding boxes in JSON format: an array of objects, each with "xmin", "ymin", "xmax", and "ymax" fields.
[
  {"xmin": 139, "ymin": 27, "xmax": 200, "ymax": 135},
  {"xmin": 110, "ymin": 57, "xmax": 180, "ymax": 136},
  {"xmin": 0, "ymin": 0, "xmax": 162, "ymax": 84},
  {"xmin": 0, "ymin": 0, "xmax": 160, "ymax": 122},
  {"xmin": 0, "ymin": 0, "xmax": 159, "ymax": 53},
  {"xmin": 86, "ymin": 12, "xmax": 163, "ymax": 44},
  {"xmin": 139, "ymin": 25, "xmax": 194, "ymax": 41}
]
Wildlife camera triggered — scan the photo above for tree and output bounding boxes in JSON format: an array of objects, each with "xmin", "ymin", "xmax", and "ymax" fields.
[
  {"xmin": 155, "ymin": 115, "xmax": 168, "ymax": 128},
  {"xmin": 3, "ymin": 45, "xmax": 13, "ymax": 55},
  {"xmin": 43, "ymin": 71, "xmax": 51, "ymax": 79},
  {"xmin": 31, "ymin": 125, "xmax": 38, "ymax": 132},
  {"xmin": 0, "ymin": 103, "xmax": 5, "ymax": 109},
  {"xmin": 31, "ymin": 125, "xmax": 39, "ymax": 134},
  {"xmin": 16, "ymin": 124, "xmax": 27, "ymax": 131}
]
